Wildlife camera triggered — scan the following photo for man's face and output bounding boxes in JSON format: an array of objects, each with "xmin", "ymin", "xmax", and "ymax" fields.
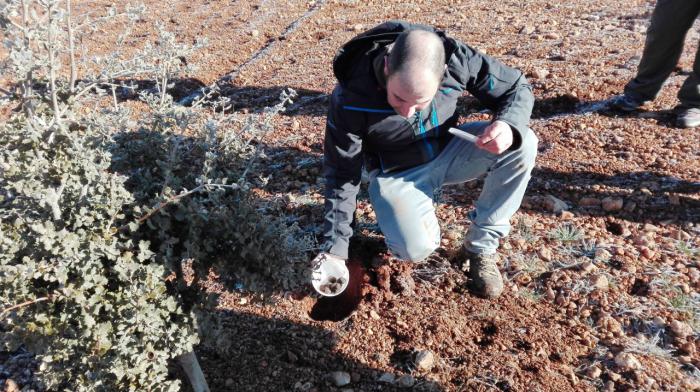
[{"xmin": 385, "ymin": 61, "xmax": 440, "ymax": 118}]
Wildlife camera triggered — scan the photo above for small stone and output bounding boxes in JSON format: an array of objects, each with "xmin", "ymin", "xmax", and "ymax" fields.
[
  {"xmin": 682, "ymin": 378, "xmax": 700, "ymax": 390},
  {"xmin": 678, "ymin": 283, "xmax": 690, "ymax": 294},
  {"xmin": 519, "ymin": 25, "xmax": 535, "ymax": 34},
  {"xmin": 515, "ymin": 273, "xmax": 532, "ymax": 285},
  {"xmin": 598, "ymin": 316, "xmax": 623, "ymax": 336},
  {"xmin": 591, "ymin": 274, "xmax": 609, "ymax": 290},
  {"xmin": 568, "ymin": 370, "xmax": 579, "ymax": 385},
  {"xmin": 378, "ymin": 372, "xmax": 396, "ymax": 383},
  {"xmin": 397, "ymin": 374, "xmax": 415, "ymax": 388},
  {"xmin": 561, "ymin": 210, "xmax": 574, "ymax": 220},
  {"xmin": 640, "ymin": 247, "xmax": 655, "ymax": 259},
  {"xmin": 532, "ymin": 68, "xmax": 550, "ymax": 80},
  {"xmin": 414, "ymin": 350, "xmax": 436, "ymax": 371},
  {"xmin": 544, "ymin": 195, "xmax": 568, "ymax": 213},
  {"xmin": 544, "ymin": 32, "xmax": 560, "ymax": 39},
  {"xmin": 352, "ymin": 24, "xmax": 364, "ymax": 32},
  {"xmin": 393, "ymin": 274, "xmax": 415, "ymax": 296},
  {"xmin": 670, "ymin": 320, "xmax": 693, "ymax": 339},
  {"xmin": 614, "ymin": 352, "xmax": 642, "ymax": 370},
  {"xmin": 225, "ymin": 378, "xmax": 235, "ymax": 387},
  {"xmin": 555, "ymin": 293, "xmax": 568, "ymax": 306},
  {"xmin": 291, "ymin": 119, "xmax": 301, "ymax": 131},
  {"xmin": 369, "ymin": 310, "xmax": 380, "ymax": 320},
  {"xmin": 586, "ymin": 366, "xmax": 602, "ymax": 379},
  {"xmin": 608, "ymin": 371, "xmax": 621, "ymax": 381},
  {"xmin": 546, "ymin": 287, "xmax": 556, "ymax": 300},
  {"xmin": 602, "ymin": 197, "xmax": 624, "ymax": 212},
  {"xmin": 539, "ymin": 247, "xmax": 553, "ymax": 262},
  {"xmin": 579, "ymin": 197, "xmax": 601, "ymax": 207},
  {"xmin": 680, "ymin": 341, "xmax": 696, "ymax": 355},
  {"xmin": 651, "ymin": 316, "xmax": 666, "ymax": 328},
  {"xmin": 594, "ymin": 248, "xmax": 612, "ymax": 261},
  {"xmin": 642, "ymin": 223, "xmax": 659, "ymax": 232},
  {"xmin": 250, "ymin": 29, "xmax": 260, "ymax": 37},
  {"xmin": 330, "ymin": 371, "xmax": 351, "ymax": 387},
  {"xmin": 581, "ymin": 261, "xmax": 597, "ymax": 274}
]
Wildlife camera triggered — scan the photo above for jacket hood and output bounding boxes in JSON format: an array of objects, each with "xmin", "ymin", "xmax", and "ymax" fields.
[{"xmin": 332, "ymin": 20, "xmax": 455, "ymax": 85}]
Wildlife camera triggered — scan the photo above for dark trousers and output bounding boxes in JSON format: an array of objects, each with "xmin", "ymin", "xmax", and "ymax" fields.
[{"xmin": 624, "ymin": 0, "xmax": 700, "ymax": 107}]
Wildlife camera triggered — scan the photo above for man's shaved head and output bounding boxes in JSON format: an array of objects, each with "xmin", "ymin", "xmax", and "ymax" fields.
[
  {"xmin": 383, "ymin": 30, "xmax": 446, "ymax": 117},
  {"xmin": 386, "ymin": 30, "xmax": 446, "ymax": 84}
]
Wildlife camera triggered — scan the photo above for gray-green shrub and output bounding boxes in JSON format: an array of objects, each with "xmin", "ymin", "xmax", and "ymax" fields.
[{"xmin": 1, "ymin": 0, "xmax": 313, "ymax": 390}]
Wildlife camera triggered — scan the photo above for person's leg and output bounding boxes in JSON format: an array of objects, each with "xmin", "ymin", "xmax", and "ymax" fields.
[
  {"xmin": 368, "ymin": 166, "xmax": 441, "ymax": 262},
  {"xmin": 624, "ymin": 0, "xmax": 700, "ymax": 102},
  {"xmin": 367, "ymin": 121, "xmax": 500, "ymax": 261},
  {"xmin": 438, "ymin": 122, "xmax": 539, "ymax": 255},
  {"xmin": 368, "ymin": 121, "xmax": 537, "ymax": 263},
  {"xmin": 424, "ymin": 121, "xmax": 537, "ymax": 298},
  {"xmin": 678, "ymin": 42, "xmax": 700, "ymax": 108}
]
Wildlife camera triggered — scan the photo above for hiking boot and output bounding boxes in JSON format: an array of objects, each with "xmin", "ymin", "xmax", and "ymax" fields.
[
  {"xmin": 467, "ymin": 252, "xmax": 504, "ymax": 299},
  {"xmin": 676, "ymin": 107, "xmax": 700, "ymax": 128},
  {"xmin": 609, "ymin": 94, "xmax": 645, "ymax": 112}
]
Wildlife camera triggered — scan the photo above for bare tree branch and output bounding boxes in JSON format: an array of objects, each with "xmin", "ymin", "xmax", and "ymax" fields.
[
  {"xmin": 119, "ymin": 183, "xmax": 240, "ymax": 231},
  {"xmin": 20, "ymin": 0, "xmax": 34, "ymax": 117},
  {"xmin": 47, "ymin": 1, "xmax": 61, "ymax": 124},
  {"xmin": 67, "ymin": 0, "xmax": 77, "ymax": 92},
  {"xmin": 1, "ymin": 295, "xmax": 53, "ymax": 316}
]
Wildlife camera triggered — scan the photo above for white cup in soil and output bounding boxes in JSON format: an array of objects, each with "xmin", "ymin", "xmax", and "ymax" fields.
[{"xmin": 311, "ymin": 254, "xmax": 349, "ymax": 297}]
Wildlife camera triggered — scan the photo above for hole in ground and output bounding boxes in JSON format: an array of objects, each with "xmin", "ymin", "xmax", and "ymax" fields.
[
  {"xmin": 606, "ymin": 221, "xmax": 625, "ymax": 235},
  {"xmin": 483, "ymin": 323, "xmax": 498, "ymax": 336},
  {"xmin": 515, "ymin": 340, "xmax": 533, "ymax": 351},
  {"xmin": 389, "ymin": 349, "xmax": 415, "ymax": 372},
  {"xmin": 309, "ymin": 260, "xmax": 366, "ymax": 322},
  {"xmin": 549, "ymin": 352, "xmax": 563, "ymax": 362},
  {"xmin": 630, "ymin": 278, "xmax": 650, "ymax": 296}
]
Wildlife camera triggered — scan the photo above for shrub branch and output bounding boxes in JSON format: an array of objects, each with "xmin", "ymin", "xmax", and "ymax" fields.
[
  {"xmin": 127, "ymin": 183, "xmax": 240, "ymax": 228},
  {"xmin": 1, "ymin": 295, "xmax": 53, "ymax": 316}
]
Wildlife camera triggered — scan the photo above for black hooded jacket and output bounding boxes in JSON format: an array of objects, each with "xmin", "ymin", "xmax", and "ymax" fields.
[{"xmin": 322, "ymin": 20, "xmax": 534, "ymax": 258}]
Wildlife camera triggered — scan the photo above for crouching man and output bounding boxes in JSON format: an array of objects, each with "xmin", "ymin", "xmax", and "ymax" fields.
[{"xmin": 314, "ymin": 21, "xmax": 537, "ymax": 299}]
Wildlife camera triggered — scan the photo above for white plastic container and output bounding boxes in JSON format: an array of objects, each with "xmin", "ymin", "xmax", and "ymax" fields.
[{"xmin": 311, "ymin": 254, "xmax": 350, "ymax": 297}]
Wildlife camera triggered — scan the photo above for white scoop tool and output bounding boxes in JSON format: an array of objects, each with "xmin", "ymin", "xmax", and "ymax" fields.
[
  {"xmin": 311, "ymin": 253, "xmax": 349, "ymax": 297},
  {"xmin": 448, "ymin": 127, "xmax": 479, "ymax": 143}
]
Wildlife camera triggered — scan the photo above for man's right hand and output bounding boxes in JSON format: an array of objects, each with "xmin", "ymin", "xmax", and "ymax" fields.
[{"xmin": 311, "ymin": 252, "xmax": 346, "ymax": 270}]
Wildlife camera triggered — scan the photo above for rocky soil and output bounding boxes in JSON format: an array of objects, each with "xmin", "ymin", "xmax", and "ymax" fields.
[{"xmin": 2, "ymin": 0, "xmax": 699, "ymax": 391}]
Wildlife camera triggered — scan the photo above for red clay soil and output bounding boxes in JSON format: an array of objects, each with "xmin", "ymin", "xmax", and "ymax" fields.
[
  {"xmin": 78, "ymin": 0, "xmax": 700, "ymax": 390},
  {"xmin": 2, "ymin": 0, "xmax": 699, "ymax": 391}
]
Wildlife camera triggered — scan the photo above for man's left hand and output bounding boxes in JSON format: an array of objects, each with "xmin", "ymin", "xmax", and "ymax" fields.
[{"xmin": 476, "ymin": 120, "xmax": 513, "ymax": 154}]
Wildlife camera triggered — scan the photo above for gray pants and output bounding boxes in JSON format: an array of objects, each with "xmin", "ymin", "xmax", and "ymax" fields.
[
  {"xmin": 625, "ymin": 0, "xmax": 700, "ymax": 107},
  {"xmin": 368, "ymin": 122, "xmax": 538, "ymax": 261}
]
